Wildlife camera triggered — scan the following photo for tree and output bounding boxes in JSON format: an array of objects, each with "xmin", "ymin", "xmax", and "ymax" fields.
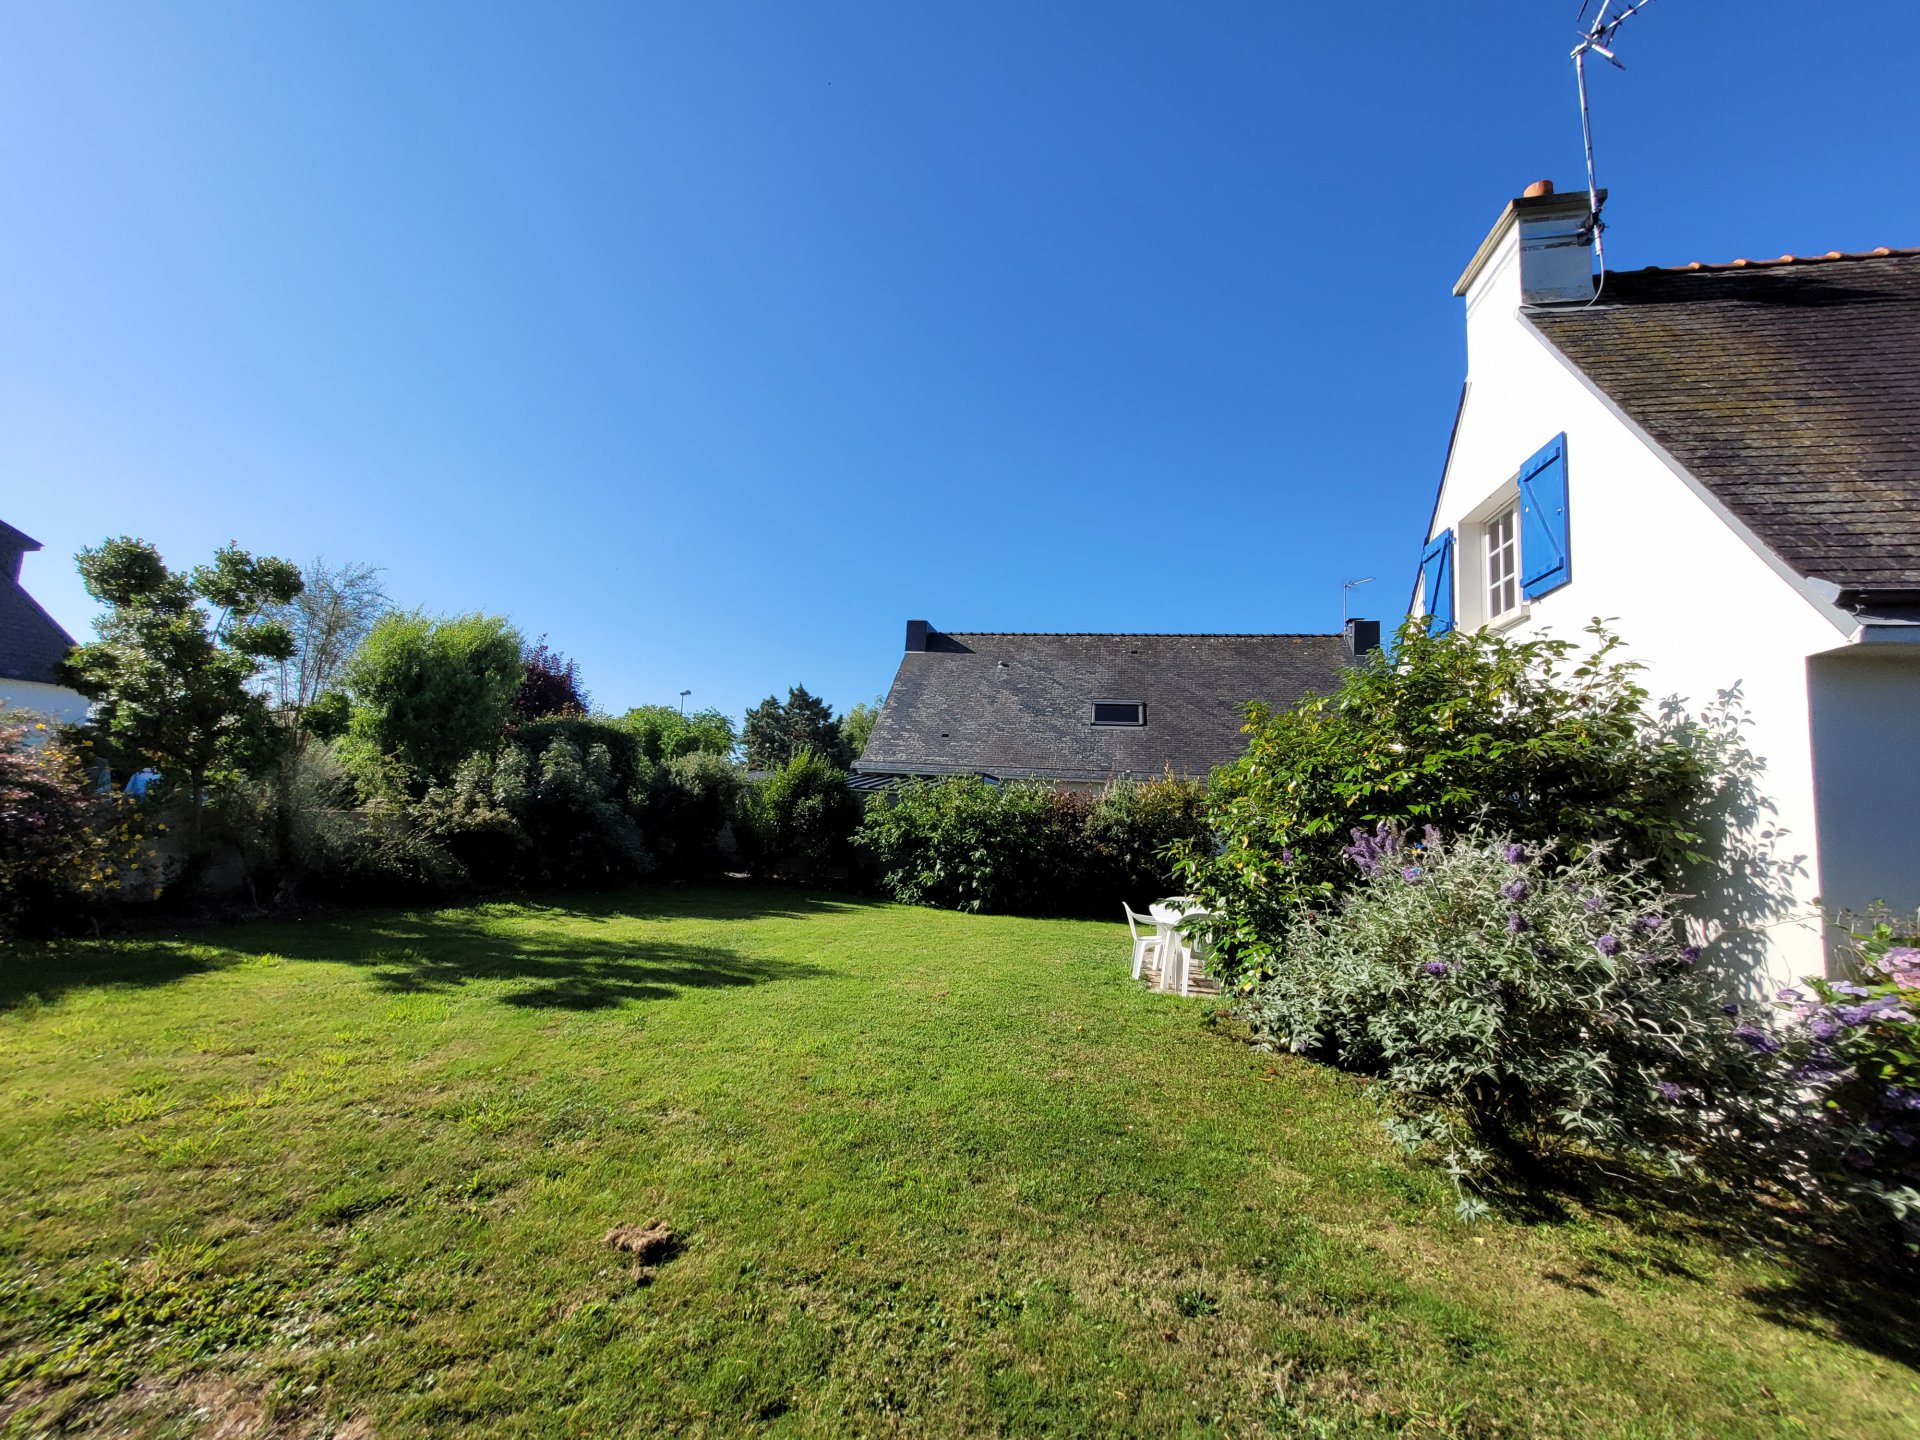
[
  {"xmin": 63, "ymin": 537, "xmax": 303, "ymax": 837},
  {"xmin": 743, "ymin": 685, "xmax": 851, "ymax": 770},
  {"xmin": 263, "ymin": 558, "xmax": 389, "ymax": 719},
  {"xmin": 839, "ymin": 696, "xmax": 883, "ymax": 760},
  {"xmin": 341, "ymin": 612, "xmax": 523, "ymax": 788},
  {"xmin": 509, "ymin": 638, "xmax": 589, "ymax": 721},
  {"xmin": 615, "ymin": 705, "xmax": 736, "ymax": 766},
  {"xmin": 0, "ymin": 717, "xmax": 142, "ymax": 935}
]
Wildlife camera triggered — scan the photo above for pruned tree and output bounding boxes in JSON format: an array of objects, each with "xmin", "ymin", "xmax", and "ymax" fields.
[{"xmin": 62, "ymin": 537, "xmax": 304, "ymax": 837}]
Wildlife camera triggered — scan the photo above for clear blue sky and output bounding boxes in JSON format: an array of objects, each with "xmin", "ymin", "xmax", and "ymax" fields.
[{"xmin": 4, "ymin": 2, "xmax": 1916, "ymax": 724}]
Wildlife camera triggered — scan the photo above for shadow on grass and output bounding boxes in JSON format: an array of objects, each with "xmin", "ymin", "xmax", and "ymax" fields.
[
  {"xmin": 0, "ymin": 882, "xmax": 858, "ymax": 1013},
  {"xmin": 1483, "ymin": 1152, "xmax": 1920, "ymax": 1372}
]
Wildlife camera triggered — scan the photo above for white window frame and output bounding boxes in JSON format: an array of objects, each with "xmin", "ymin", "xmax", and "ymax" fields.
[{"xmin": 1457, "ymin": 482, "xmax": 1529, "ymax": 632}]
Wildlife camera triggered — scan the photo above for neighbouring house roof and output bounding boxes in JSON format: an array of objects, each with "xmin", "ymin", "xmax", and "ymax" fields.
[
  {"xmin": 0, "ymin": 521, "xmax": 79, "ymax": 686},
  {"xmin": 855, "ymin": 630, "xmax": 1352, "ymax": 785},
  {"xmin": 1527, "ymin": 249, "xmax": 1920, "ymax": 600}
]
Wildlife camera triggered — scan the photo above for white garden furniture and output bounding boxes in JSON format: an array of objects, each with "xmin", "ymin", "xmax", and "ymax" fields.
[
  {"xmin": 1123, "ymin": 904, "xmax": 1163, "ymax": 980},
  {"xmin": 1144, "ymin": 898, "xmax": 1215, "ymax": 996}
]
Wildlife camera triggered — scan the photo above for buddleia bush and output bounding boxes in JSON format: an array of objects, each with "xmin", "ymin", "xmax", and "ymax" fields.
[{"xmin": 1243, "ymin": 824, "xmax": 1786, "ymax": 1217}]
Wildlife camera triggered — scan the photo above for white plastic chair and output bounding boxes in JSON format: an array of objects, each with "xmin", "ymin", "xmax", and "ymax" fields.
[{"xmin": 1123, "ymin": 904, "xmax": 1163, "ymax": 981}]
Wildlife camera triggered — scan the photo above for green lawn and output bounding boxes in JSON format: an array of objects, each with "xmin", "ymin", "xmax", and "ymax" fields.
[{"xmin": 1, "ymin": 889, "xmax": 1914, "ymax": 1439}]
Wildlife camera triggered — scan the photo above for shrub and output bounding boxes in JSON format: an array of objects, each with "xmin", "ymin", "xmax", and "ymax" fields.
[
  {"xmin": 1182, "ymin": 621, "xmax": 1725, "ymax": 988},
  {"xmin": 509, "ymin": 638, "xmax": 589, "ymax": 720},
  {"xmin": 1775, "ymin": 923, "xmax": 1920, "ymax": 1250},
  {"xmin": 855, "ymin": 778, "xmax": 1084, "ymax": 914},
  {"xmin": 1084, "ymin": 776, "xmax": 1210, "ymax": 905},
  {"xmin": 743, "ymin": 751, "xmax": 863, "ymax": 885},
  {"xmin": 645, "ymin": 751, "xmax": 743, "ymax": 879},
  {"xmin": 341, "ymin": 611, "xmax": 522, "ymax": 788},
  {"xmin": 1242, "ymin": 825, "xmax": 1782, "ymax": 1217},
  {"xmin": 614, "ymin": 706, "xmax": 736, "ymax": 766},
  {"xmin": 0, "ymin": 719, "xmax": 145, "ymax": 935},
  {"xmin": 418, "ymin": 731, "xmax": 649, "ymax": 889}
]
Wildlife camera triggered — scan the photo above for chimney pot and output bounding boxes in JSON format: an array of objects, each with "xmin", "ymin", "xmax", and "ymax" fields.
[{"xmin": 1523, "ymin": 179, "xmax": 1555, "ymax": 198}]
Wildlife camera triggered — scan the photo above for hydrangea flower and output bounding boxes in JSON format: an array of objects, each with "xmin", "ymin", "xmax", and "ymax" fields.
[{"xmin": 1776, "ymin": 987, "xmax": 1805, "ymax": 1003}]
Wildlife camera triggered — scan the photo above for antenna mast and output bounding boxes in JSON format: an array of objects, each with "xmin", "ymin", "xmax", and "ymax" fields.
[{"xmin": 1571, "ymin": 0, "xmax": 1660, "ymax": 283}]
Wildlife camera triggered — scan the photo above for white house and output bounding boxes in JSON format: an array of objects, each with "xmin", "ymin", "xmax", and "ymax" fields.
[
  {"xmin": 1414, "ymin": 181, "xmax": 1920, "ymax": 994},
  {"xmin": 0, "ymin": 520, "xmax": 89, "ymax": 735}
]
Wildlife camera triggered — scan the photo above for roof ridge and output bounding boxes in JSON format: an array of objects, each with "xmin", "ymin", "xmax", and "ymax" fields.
[
  {"xmin": 1638, "ymin": 246, "xmax": 1920, "ymax": 275},
  {"xmin": 936, "ymin": 630, "xmax": 1342, "ymax": 639}
]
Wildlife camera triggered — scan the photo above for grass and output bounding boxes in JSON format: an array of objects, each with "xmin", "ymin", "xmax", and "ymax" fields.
[{"xmin": 1, "ymin": 886, "xmax": 1915, "ymax": 1439}]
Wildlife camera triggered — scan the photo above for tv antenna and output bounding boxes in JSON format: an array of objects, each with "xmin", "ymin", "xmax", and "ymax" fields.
[
  {"xmin": 1571, "ymin": 0, "xmax": 1660, "ymax": 298},
  {"xmin": 1342, "ymin": 576, "xmax": 1375, "ymax": 622}
]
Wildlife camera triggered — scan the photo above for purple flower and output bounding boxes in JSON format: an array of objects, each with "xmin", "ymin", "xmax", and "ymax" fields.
[
  {"xmin": 1279, "ymin": 847, "xmax": 1294, "ymax": 864},
  {"xmin": 1421, "ymin": 960, "xmax": 1450, "ymax": 978},
  {"xmin": 1775, "ymin": 987, "xmax": 1805, "ymax": 1003},
  {"xmin": 1501, "ymin": 879, "xmax": 1531, "ymax": 902},
  {"xmin": 1503, "ymin": 843, "xmax": 1528, "ymax": 864},
  {"xmin": 1732, "ymin": 1022, "xmax": 1782, "ymax": 1054},
  {"xmin": 1375, "ymin": 826, "xmax": 1401, "ymax": 857},
  {"xmin": 1656, "ymin": 1080, "xmax": 1687, "ymax": 1102},
  {"xmin": 1679, "ymin": 945, "xmax": 1701, "ymax": 965},
  {"xmin": 1720, "ymin": 1001, "xmax": 1741, "ymax": 1017},
  {"xmin": 1635, "ymin": 913, "xmax": 1667, "ymax": 932},
  {"xmin": 1506, "ymin": 912, "xmax": 1529, "ymax": 934},
  {"xmin": 1809, "ymin": 1018, "xmax": 1840, "ymax": 1042},
  {"xmin": 1583, "ymin": 895, "xmax": 1606, "ymax": 915},
  {"xmin": 1594, "ymin": 933, "xmax": 1622, "ymax": 957},
  {"xmin": 1401, "ymin": 865, "xmax": 1422, "ymax": 883},
  {"xmin": 1829, "ymin": 981, "xmax": 1871, "ymax": 997},
  {"xmin": 1423, "ymin": 825, "xmax": 1443, "ymax": 849},
  {"xmin": 1880, "ymin": 1087, "xmax": 1920, "ymax": 1113}
]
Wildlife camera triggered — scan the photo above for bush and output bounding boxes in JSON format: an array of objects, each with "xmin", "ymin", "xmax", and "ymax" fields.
[
  {"xmin": 1241, "ymin": 825, "xmax": 1783, "ymax": 1217},
  {"xmin": 341, "ymin": 612, "xmax": 522, "ymax": 789},
  {"xmin": 418, "ymin": 731, "xmax": 649, "ymax": 890},
  {"xmin": 856, "ymin": 775, "xmax": 1207, "ymax": 916},
  {"xmin": 854, "ymin": 779, "xmax": 1082, "ymax": 914},
  {"xmin": 645, "ymin": 751, "xmax": 744, "ymax": 879},
  {"xmin": 0, "ymin": 719, "xmax": 145, "ymax": 935},
  {"xmin": 743, "ymin": 752, "xmax": 863, "ymax": 885},
  {"xmin": 1182, "ymin": 621, "xmax": 1725, "ymax": 988},
  {"xmin": 1775, "ymin": 924, "xmax": 1920, "ymax": 1251},
  {"xmin": 614, "ymin": 706, "xmax": 736, "ymax": 766},
  {"xmin": 1084, "ymin": 777, "xmax": 1210, "ymax": 905}
]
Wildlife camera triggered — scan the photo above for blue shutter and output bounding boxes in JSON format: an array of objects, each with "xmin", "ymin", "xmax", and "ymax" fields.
[
  {"xmin": 1518, "ymin": 433, "xmax": 1571, "ymax": 599},
  {"xmin": 1419, "ymin": 530, "xmax": 1455, "ymax": 635}
]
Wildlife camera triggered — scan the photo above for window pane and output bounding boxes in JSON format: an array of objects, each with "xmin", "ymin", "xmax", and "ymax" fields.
[{"xmin": 1092, "ymin": 702, "xmax": 1144, "ymax": 726}]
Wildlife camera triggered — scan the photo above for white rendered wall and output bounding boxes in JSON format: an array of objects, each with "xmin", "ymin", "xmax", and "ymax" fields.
[
  {"xmin": 1428, "ymin": 225, "xmax": 1869, "ymax": 994},
  {"xmin": 1805, "ymin": 649, "xmax": 1920, "ymax": 926},
  {"xmin": 0, "ymin": 679, "xmax": 91, "ymax": 735}
]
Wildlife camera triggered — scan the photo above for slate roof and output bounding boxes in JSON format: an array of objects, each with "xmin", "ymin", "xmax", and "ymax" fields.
[
  {"xmin": 855, "ymin": 631, "xmax": 1350, "ymax": 785},
  {"xmin": 1527, "ymin": 249, "xmax": 1920, "ymax": 598},
  {"xmin": 0, "ymin": 522, "xmax": 78, "ymax": 686}
]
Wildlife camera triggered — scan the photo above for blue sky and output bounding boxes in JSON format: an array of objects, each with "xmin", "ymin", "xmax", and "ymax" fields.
[{"xmin": 4, "ymin": 2, "xmax": 1916, "ymax": 724}]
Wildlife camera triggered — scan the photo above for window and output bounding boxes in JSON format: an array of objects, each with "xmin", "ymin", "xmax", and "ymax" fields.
[
  {"xmin": 1091, "ymin": 702, "xmax": 1145, "ymax": 727},
  {"xmin": 1485, "ymin": 503, "xmax": 1520, "ymax": 621}
]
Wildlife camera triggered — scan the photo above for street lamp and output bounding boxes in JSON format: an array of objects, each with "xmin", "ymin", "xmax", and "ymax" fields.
[{"xmin": 678, "ymin": 689, "xmax": 691, "ymax": 716}]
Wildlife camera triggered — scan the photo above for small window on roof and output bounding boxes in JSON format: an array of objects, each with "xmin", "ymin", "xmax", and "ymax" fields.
[{"xmin": 1092, "ymin": 701, "xmax": 1145, "ymax": 727}]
